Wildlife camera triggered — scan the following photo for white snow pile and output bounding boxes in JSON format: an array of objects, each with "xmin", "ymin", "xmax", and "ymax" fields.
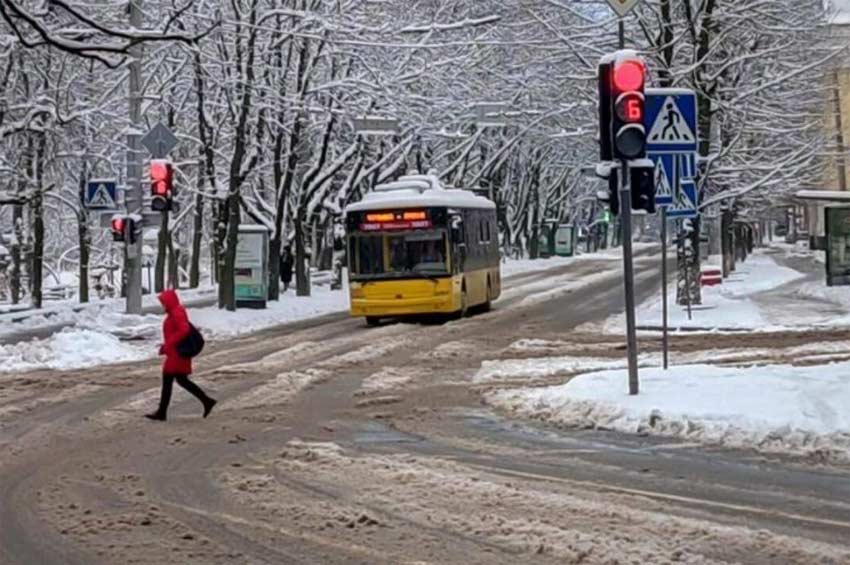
[
  {"xmin": 190, "ymin": 284, "xmax": 349, "ymax": 338},
  {"xmin": 0, "ymin": 285, "xmax": 350, "ymax": 373},
  {"xmin": 0, "ymin": 329, "xmax": 149, "ymax": 373},
  {"xmin": 489, "ymin": 363, "xmax": 850, "ymax": 464},
  {"xmin": 606, "ymin": 250, "xmax": 807, "ymax": 332}
]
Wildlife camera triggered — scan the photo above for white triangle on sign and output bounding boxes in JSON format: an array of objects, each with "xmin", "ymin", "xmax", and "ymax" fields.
[
  {"xmin": 606, "ymin": 0, "xmax": 642, "ymax": 17},
  {"xmin": 654, "ymin": 159, "xmax": 672, "ymax": 199},
  {"xmin": 89, "ymin": 184, "xmax": 115, "ymax": 208},
  {"xmin": 648, "ymin": 96, "xmax": 696, "ymax": 145}
]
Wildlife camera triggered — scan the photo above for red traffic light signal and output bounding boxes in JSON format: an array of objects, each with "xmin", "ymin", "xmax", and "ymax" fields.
[
  {"xmin": 610, "ymin": 53, "xmax": 647, "ymax": 160},
  {"xmin": 111, "ymin": 216, "xmax": 125, "ymax": 242},
  {"xmin": 613, "ymin": 60, "xmax": 645, "ymax": 92},
  {"xmin": 150, "ymin": 159, "xmax": 173, "ymax": 211}
]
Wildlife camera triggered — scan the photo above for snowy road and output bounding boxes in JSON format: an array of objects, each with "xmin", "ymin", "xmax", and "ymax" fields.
[{"xmin": 0, "ymin": 249, "xmax": 848, "ymax": 564}]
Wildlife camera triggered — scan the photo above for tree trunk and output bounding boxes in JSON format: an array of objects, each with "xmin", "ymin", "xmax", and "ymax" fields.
[
  {"xmin": 168, "ymin": 242, "xmax": 180, "ymax": 289},
  {"xmin": 295, "ymin": 211, "xmax": 310, "ymax": 296},
  {"xmin": 10, "ymin": 204, "xmax": 23, "ymax": 305},
  {"xmin": 721, "ymin": 210, "xmax": 733, "ymax": 278},
  {"xmin": 31, "ymin": 189, "xmax": 44, "ymax": 309},
  {"xmin": 78, "ymin": 168, "xmax": 90, "ymax": 303},
  {"xmin": 189, "ymin": 172, "xmax": 204, "ymax": 289},
  {"xmin": 677, "ymin": 219, "xmax": 702, "ymax": 306},
  {"xmin": 219, "ymin": 194, "xmax": 240, "ymax": 311},
  {"xmin": 78, "ymin": 218, "xmax": 89, "ymax": 303},
  {"xmin": 268, "ymin": 236, "xmax": 281, "ymax": 301}
]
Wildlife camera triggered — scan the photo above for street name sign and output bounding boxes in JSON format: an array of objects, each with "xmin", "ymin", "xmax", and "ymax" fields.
[
  {"xmin": 606, "ymin": 0, "xmax": 642, "ymax": 17},
  {"xmin": 645, "ymin": 88, "xmax": 699, "ymax": 218}
]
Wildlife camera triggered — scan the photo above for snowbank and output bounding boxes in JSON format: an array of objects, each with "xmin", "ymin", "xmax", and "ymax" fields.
[
  {"xmin": 0, "ymin": 329, "xmax": 149, "ymax": 373},
  {"xmin": 490, "ymin": 363, "xmax": 850, "ymax": 464},
  {"xmin": 0, "ymin": 285, "xmax": 350, "ymax": 374},
  {"xmin": 607, "ymin": 250, "xmax": 808, "ymax": 331},
  {"xmin": 190, "ymin": 285, "xmax": 349, "ymax": 338}
]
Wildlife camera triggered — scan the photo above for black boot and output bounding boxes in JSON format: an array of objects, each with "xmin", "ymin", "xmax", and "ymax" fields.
[
  {"xmin": 203, "ymin": 398, "xmax": 217, "ymax": 418},
  {"xmin": 145, "ymin": 412, "xmax": 166, "ymax": 421}
]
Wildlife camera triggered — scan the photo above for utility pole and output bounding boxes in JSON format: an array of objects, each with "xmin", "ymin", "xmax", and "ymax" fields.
[{"xmin": 125, "ymin": 0, "xmax": 144, "ymax": 314}]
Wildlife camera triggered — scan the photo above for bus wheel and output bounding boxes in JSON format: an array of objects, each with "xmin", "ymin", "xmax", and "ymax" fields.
[
  {"xmin": 366, "ymin": 316, "xmax": 380, "ymax": 327},
  {"xmin": 458, "ymin": 288, "xmax": 468, "ymax": 319},
  {"xmin": 482, "ymin": 280, "xmax": 493, "ymax": 313}
]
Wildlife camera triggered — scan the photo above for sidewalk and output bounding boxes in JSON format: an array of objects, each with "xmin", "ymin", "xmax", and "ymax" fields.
[{"xmin": 605, "ymin": 243, "xmax": 848, "ymax": 333}]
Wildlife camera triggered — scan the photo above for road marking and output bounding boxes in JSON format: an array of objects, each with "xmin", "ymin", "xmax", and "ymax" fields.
[{"xmin": 466, "ymin": 464, "xmax": 850, "ymax": 531}]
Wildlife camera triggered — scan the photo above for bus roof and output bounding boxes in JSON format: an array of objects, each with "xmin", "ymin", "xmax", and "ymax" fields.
[{"xmin": 345, "ymin": 175, "xmax": 496, "ymax": 213}]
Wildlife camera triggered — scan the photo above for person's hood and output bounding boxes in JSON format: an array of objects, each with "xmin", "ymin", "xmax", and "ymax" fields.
[{"xmin": 158, "ymin": 289, "xmax": 181, "ymax": 312}]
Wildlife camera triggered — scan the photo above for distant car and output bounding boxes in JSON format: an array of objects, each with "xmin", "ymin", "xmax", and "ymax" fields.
[{"xmin": 774, "ymin": 225, "xmax": 788, "ymax": 237}]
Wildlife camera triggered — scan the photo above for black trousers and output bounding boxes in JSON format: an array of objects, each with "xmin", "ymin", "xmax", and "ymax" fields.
[{"xmin": 155, "ymin": 373, "xmax": 210, "ymax": 415}]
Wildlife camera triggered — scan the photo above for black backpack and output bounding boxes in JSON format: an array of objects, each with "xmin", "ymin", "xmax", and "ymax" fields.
[{"xmin": 177, "ymin": 324, "xmax": 205, "ymax": 359}]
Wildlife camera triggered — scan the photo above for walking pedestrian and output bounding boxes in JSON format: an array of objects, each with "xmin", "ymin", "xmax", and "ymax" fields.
[
  {"xmin": 280, "ymin": 246, "xmax": 293, "ymax": 292},
  {"xmin": 146, "ymin": 289, "xmax": 216, "ymax": 421}
]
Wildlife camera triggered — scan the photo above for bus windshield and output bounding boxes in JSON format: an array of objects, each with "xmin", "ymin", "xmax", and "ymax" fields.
[{"xmin": 352, "ymin": 230, "xmax": 449, "ymax": 280}]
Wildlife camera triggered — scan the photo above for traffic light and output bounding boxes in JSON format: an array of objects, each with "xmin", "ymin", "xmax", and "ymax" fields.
[
  {"xmin": 150, "ymin": 159, "xmax": 174, "ymax": 212},
  {"xmin": 126, "ymin": 216, "xmax": 138, "ymax": 245},
  {"xmin": 630, "ymin": 160, "xmax": 656, "ymax": 214},
  {"xmin": 595, "ymin": 163, "xmax": 620, "ymax": 217},
  {"xmin": 111, "ymin": 215, "xmax": 126, "ymax": 242},
  {"xmin": 597, "ymin": 61, "xmax": 614, "ymax": 162},
  {"xmin": 110, "ymin": 215, "xmax": 139, "ymax": 243},
  {"xmin": 611, "ymin": 53, "xmax": 647, "ymax": 160}
]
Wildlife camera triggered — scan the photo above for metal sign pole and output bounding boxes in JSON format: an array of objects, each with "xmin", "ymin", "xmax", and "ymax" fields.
[
  {"xmin": 661, "ymin": 208, "xmax": 669, "ymax": 370},
  {"xmin": 621, "ymin": 161, "xmax": 640, "ymax": 395},
  {"xmin": 125, "ymin": 0, "xmax": 144, "ymax": 315}
]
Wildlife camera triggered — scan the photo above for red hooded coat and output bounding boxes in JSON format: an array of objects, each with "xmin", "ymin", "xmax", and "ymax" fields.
[{"xmin": 159, "ymin": 289, "xmax": 193, "ymax": 374}]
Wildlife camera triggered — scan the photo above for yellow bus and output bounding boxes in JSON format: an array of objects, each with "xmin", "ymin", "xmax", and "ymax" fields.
[{"xmin": 345, "ymin": 175, "xmax": 501, "ymax": 326}]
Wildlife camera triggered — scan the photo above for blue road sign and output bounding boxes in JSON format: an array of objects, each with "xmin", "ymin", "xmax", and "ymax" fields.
[
  {"xmin": 645, "ymin": 89, "xmax": 699, "ymax": 218},
  {"xmin": 85, "ymin": 179, "xmax": 117, "ymax": 210}
]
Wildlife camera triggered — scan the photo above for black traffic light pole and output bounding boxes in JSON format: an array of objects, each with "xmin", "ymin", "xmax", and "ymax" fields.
[
  {"xmin": 618, "ymin": 20, "xmax": 639, "ymax": 395},
  {"xmin": 620, "ymin": 161, "xmax": 640, "ymax": 396}
]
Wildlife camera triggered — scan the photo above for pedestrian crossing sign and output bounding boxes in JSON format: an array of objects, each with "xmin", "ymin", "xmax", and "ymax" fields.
[
  {"xmin": 85, "ymin": 179, "xmax": 117, "ymax": 210},
  {"xmin": 645, "ymin": 88, "xmax": 699, "ymax": 216},
  {"xmin": 645, "ymin": 89, "xmax": 698, "ymax": 153},
  {"xmin": 653, "ymin": 155, "xmax": 673, "ymax": 205}
]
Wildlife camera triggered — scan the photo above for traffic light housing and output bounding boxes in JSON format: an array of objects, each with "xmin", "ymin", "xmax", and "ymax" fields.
[
  {"xmin": 595, "ymin": 163, "xmax": 620, "ymax": 217},
  {"xmin": 110, "ymin": 215, "xmax": 139, "ymax": 244},
  {"xmin": 630, "ymin": 160, "xmax": 656, "ymax": 214},
  {"xmin": 150, "ymin": 159, "xmax": 174, "ymax": 212},
  {"xmin": 611, "ymin": 54, "xmax": 647, "ymax": 160},
  {"xmin": 597, "ymin": 61, "xmax": 614, "ymax": 162}
]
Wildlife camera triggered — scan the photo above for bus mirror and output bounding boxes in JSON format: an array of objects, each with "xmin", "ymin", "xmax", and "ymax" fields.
[{"xmin": 450, "ymin": 216, "xmax": 463, "ymax": 244}]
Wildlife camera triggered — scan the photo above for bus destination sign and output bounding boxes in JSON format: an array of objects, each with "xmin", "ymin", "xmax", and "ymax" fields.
[{"xmin": 359, "ymin": 210, "xmax": 431, "ymax": 232}]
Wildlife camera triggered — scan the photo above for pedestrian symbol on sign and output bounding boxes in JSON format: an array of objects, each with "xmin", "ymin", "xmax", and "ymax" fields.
[
  {"xmin": 647, "ymin": 96, "xmax": 696, "ymax": 144},
  {"xmin": 89, "ymin": 184, "xmax": 113, "ymax": 208}
]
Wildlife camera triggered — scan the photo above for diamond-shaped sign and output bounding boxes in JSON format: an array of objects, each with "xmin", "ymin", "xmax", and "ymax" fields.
[
  {"xmin": 140, "ymin": 123, "xmax": 179, "ymax": 158},
  {"xmin": 606, "ymin": 0, "xmax": 642, "ymax": 17}
]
